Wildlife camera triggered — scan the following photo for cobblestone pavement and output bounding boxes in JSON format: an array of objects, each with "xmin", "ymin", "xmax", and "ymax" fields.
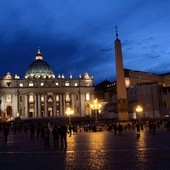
[{"xmin": 0, "ymin": 128, "xmax": 170, "ymax": 170}]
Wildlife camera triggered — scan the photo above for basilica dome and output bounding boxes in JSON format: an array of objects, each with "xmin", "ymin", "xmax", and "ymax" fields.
[{"xmin": 25, "ymin": 49, "xmax": 55, "ymax": 79}]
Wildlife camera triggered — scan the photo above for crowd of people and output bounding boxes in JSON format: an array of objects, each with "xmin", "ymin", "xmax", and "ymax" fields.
[{"xmin": 0, "ymin": 119, "xmax": 170, "ymax": 147}]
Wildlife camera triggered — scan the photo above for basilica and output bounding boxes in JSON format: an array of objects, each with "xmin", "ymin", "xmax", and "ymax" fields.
[{"xmin": 0, "ymin": 49, "xmax": 94, "ymax": 121}]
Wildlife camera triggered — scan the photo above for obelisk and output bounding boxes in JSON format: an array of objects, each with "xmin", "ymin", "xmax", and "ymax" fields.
[{"xmin": 114, "ymin": 27, "xmax": 129, "ymax": 121}]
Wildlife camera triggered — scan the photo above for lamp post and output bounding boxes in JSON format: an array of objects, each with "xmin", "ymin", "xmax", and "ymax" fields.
[
  {"xmin": 90, "ymin": 98, "xmax": 102, "ymax": 123},
  {"xmin": 135, "ymin": 105, "xmax": 143, "ymax": 121},
  {"xmin": 65, "ymin": 107, "xmax": 74, "ymax": 125}
]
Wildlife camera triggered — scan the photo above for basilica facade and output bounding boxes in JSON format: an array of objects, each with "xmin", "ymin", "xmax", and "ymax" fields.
[{"xmin": 0, "ymin": 49, "xmax": 94, "ymax": 121}]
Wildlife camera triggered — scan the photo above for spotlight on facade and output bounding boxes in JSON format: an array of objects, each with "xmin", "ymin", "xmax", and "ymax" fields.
[
  {"xmin": 135, "ymin": 105, "xmax": 143, "ymax": 120},
  {"xmin": 65, "ymin": 107, "xmax": 74, "ymax": 125},
  {"xmin": 90, "ymin": 98, "xmax": 102, "ymax": 123}
]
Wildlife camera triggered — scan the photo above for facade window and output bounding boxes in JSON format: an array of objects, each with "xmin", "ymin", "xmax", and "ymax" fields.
[
  {"xmin": 65, "ymin": 82, "xmax": 70, "ymax": 86},
  {"xmin": 29, "ymin": 94, "xmax": 34, "ymax": 103},
  {"xmin": 85, "ymin": 92, "xmax": 90, "ymax": 101},
  {"xmin": 20, "ymin": 83, "xmax": 23, "ymax": 87},
  {"xmin": 56, "ymin": 95, "xmax": 59, "ymax": 102},
  {"xmin": 55, "ymin": 82, "xmax": 59, "ymax": 86},
  {"xmin": 7, "ymin": 82, "xmax": 11, "ymax": 87},
  {"xmin": 41, "ymin": 95, "xmax": 44, "ymax": 102},
  {"xmin": 65, "ymin": 93, "xmax": 70, "ymax": 102},
  {"xmin": 74, "ymin": 83, "xmax": 78, "ymax": 86},
  {"xmin": 29, "ymin": 82, "xmax": 34, "ymax": 87},
  {"xmin": 6, "ymin": 94, "xmax": 12, "ymax": 103},
  {"xmin": 41, "ymin": 83, "xmax": 44, "ymax": 86}
]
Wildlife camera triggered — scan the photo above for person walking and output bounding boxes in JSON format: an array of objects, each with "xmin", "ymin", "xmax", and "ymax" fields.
[
  {"xmin": 29, "ymin": 124, "xmax": 35, "ymax": 139},
  {"xmin": 59, "ymin": 123, "xmax": 68, "ymax": 149},
  {"xmin": 44, "ymin": 124, "xmax": 50, "ymax": 148},
  {"xmin": 136, "ymin": 122, "xmax": 141, "ymax": 138},
  {"xmin": 51, "ymin": 125, "xmax": 59, "ymax": 148},
  {"xmin": 4, "ymin": 123, "xmax": 9, "ymax": 143}
]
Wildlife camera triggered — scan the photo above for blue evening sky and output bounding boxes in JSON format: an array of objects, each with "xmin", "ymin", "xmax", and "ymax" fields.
[{"xmin": 0, "ymin": 0, "xmax": 170, "ymax": 84}]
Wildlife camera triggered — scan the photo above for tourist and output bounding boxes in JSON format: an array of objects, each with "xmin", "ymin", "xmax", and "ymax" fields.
[
  {"xmin": 4, "ymin": 123, "xmax": 9, "ymax": 143},
  {"xmin": 51, "ymin": 125, "xmax": 59, "ymax": 148},
  {"xmin": 59, "ymin": 123, "xmax": 68, "ymax": 149},
  {"xmin": 44, "ymin": 124, "xmax": 50, "ymax": 148}
]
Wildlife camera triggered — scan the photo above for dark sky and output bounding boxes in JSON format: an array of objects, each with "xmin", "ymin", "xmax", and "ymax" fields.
[{"xmin": 0, "ymin": 0, "xmax": 170, "ymax": 84}]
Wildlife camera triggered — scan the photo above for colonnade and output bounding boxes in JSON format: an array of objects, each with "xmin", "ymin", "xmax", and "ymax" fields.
[{"xmin": 16, "ymin": 92, "xmax": 88, "ymax": 118}]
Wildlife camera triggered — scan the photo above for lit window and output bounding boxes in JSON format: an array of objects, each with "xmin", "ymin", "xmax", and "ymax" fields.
[
  {"xmin": 41, "ymin": 95, "xmax": 44, "ymax": 102},
  {"xmin": 56, "ymin": 95, "xmax": 59, "ymax": 102},
  {"xmin": 65, "ymin": 82, "xmax": 70, "ymax": 86},
  {"xmin": 55, "ymin": 82, "xmax": 59, "ymax": 86},
  {"xmin": 85, "ymin": 92, "xmax": 90, "ymax": 101},
  {"xmin": 29, "ymin": 94, "xmax": 34, "ymax": 102},
  {"xmin": 6, "ymin": 94, "xmax": 12, "ymax": 103},
  {"xmin": 41, "ymin": 83, "xmax": 44, "ymax": 86},
  {"xmin": 65, "ymin": 93, "xmax": 70, "ymax": 102},
  {"xmin": 29, "ymin": 83, "xmax": 34, "ymax": 87},
  {"xmin": 74, "ymin": 83, "xmax": 78, "ymax": 86},
  {"xmin": 20, "ymin": 83, "xmax": 23, "ymax": 87}
]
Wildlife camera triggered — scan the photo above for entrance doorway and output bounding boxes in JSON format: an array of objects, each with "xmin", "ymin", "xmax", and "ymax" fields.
[{"xmin": 6, "ymin": 106, "xmax": 12, "ymax": 120}]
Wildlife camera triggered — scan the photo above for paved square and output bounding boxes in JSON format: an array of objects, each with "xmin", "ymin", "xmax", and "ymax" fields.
[{"xmin": 0, "ymin": 126, "xmax": 170, "ymax": 170}]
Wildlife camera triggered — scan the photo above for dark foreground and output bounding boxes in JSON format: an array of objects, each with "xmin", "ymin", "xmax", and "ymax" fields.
[{"xmin": 0, "ymin": 128, "xmax": 170, "ymax": 170}]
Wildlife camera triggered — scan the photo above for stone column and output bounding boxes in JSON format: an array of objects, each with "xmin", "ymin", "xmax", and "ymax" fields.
[
  {"xmin": 71, "ymin": 93, "xmax": 75, "ymax": 110},
  {"xmin": 38, "ymin": 94, "xmax": 41, "ymax": 117},
  {"xmin": 63, "ymin": 93, "xmax": 66, "ymax": 116},
  {"xmin": 34, "ymin": 94, "xmax": 38, "ymax": 117},
  {"xmin": 59, "ymin": 93, "xmax": 63, "ymax": 116},
  {"xmin": 44, "ymin": 95, "xmax": 48, "ymax": 117},
  {"xmin": 53, "ymin": 94, "xmax": 56, "ymax": 116},
  {"xmin": 80, "ymin": 92, "xmax": 85, "ymax": 117},
  {"xmin": 16, "ymin": 90, "xmax": 19, "ymax": 114},
  {"xmin": 78, "ymin": 89, "xmax": 82, "ymax": 117},
  {"xmin": 24, "ymin": 94, "xmax": 28, "ymax": 117}
]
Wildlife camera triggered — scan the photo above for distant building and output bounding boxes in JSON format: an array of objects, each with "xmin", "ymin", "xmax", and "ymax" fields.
[
  {"xmin": 0, "ymin": 49, "xmax": 94, "ymax": 121},
  {"xmin": 95, "ymin": 69, "xmax": 170, "ymax": 119}
]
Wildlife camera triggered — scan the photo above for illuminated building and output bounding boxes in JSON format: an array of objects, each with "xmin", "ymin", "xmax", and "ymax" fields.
[{"xmin": 0, "ymin": 49, "xmax": 94, "ymax": 121}]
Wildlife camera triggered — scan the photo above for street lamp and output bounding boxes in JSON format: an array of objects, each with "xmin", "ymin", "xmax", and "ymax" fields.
[
  {"xmin": 90, "ymin": 98, "xmax": 102, "ymax": 123},
  {"xmin": 65, "ymin": 107, "xmax": 74, "ymax": 125},
  {"xmin": 135, "ymin": 105, "xmax": 143, "ymax": 121}
]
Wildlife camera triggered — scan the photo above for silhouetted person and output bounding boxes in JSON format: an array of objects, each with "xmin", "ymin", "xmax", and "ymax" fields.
[
  {"xmin": 118, "ymin": 123, "xmax": 123, "ymax": 135},
  {"xmin": 68, "ymin": 124, "xmax": 73, "ymax": 137},
  {"xmin": 30, "ymin": 124, "xmax": 35, "ymax": 139},
  {"xmin": 52, "ymin": 125, "xmax": 59, "ymax": 148},
  {"xmin": 113, "ymin": 123, "xmax": 118, "ymax": 135},
  {"xmin": 4, "ymin": 123, "xmax": 9, "ymax": 143},
  {"xmin": 59, "ymin": 124, "xmax": 67, "ymax": 149},
  {"xmin": 44, "ymin": 124, "xmax": 50, "ymax": 148},
  {"xmin": 166, "ymin": 121, "xmax": 170, "ymax": 131},
  {"xmin": 136, "ymin": 123, "xmax": 140, "ymax": 138},
  {"xmin": 36, "ymin": 123, "xmax": 41, "ymax": 138}
]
